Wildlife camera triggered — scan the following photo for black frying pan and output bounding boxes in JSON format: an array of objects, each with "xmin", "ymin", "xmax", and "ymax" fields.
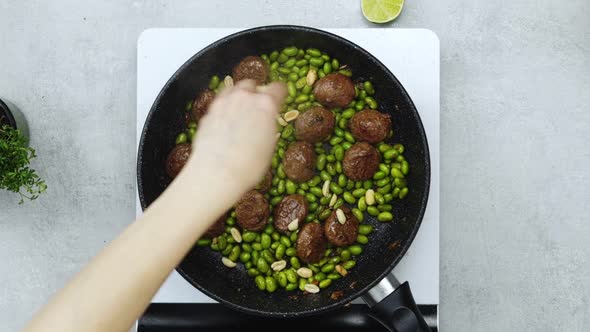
[{"xmin": 137, "ymin": 26, "xmax": 431, "ymax": 332}]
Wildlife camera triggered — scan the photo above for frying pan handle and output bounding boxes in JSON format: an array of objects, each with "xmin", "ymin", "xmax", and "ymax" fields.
[{"xmin": 361, "ymin": 275, "xmax": 432, "ymax": 332}]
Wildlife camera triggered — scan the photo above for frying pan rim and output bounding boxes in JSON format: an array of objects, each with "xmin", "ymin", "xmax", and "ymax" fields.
[{"xmin": 137, "ymin": 24, "xmax": 431, "ymax": 317}]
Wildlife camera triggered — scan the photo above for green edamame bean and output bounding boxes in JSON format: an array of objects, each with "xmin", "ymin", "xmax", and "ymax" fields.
[
  {"xmin": 261, "ymin": 234, "xmax": 271, "ymax": 249},
  {"xmin": 218, "ymin": 236, "xmax": 228, "ymax": 250},
  {"xmin": 295, "ymin": 59, "xmax": 308, "ymax": 67},
  {"xmin": 278, "ymin": 271, "xmax": 288, "ymax": 287},
  {"xmin": 298, "ymin": 278, "xmax": 307, "ymax": 291},
  {"xmin": 290, "ymin": 232, "xmax": 298, "ymax": 243},
  {"xmin": 326, "ymin": 154, "xmax": 336, "ymax": 162},
  {"xmin": 296, "ymin": 76, "xmax": 307, "ymax": 89},
  {"xmin": 278, "ymin": 67, "xmax": 292, "ymax": 75},
  {"xmin": 384, "ymin": 193, "xmax": 394, "ymax": 202},
  {"xmin": 319, "ymin": 208, "xmax": 332, "ymax": 220},
  {"xmin": 297, "ymin": 188, "xmax": 306, "ymax": 196},
  {"xmin": 255, "ymin": 275, "xmax": 266, "ymax": 290},
  {"xmin": 208, "ymin": 75, "xmax": 220, "ymax": 90},
  {"xmin": 335, "ymin": 161, "xmax": 343, "ymax": 174},
  {"xmin": 242, "ymin": 243, "xmax": 252, "ymax": 253},
  {"xmin": 378, "ymin": 143, "xmax": 392, "ymax": 153},
  {"xmin": 262, "ymin": 249, "xmax": 275, "ymax": 263},
  {"xmin": 264, "ymin": 225, "xmax": 273, "ymax": 234},
  {"xmin": 323, "ymin": 62, "xmax": 332, "ymax": 74},
  {"xmin": 297, "ymin": 49, "xmax": 305, "ymax": 58},
  {"xmin": 286, "ymin": 269, "xmax": 298, "ymax": 283},
  {"xmin": 329, "ymin": 256, "xmax": 341, "ymax": 264},
  {"xmin": 277, "ymin": 53, "xmax": 289, "ymax": 63},
  {"xmin": 346, "ymin": 180, "xmax": 354, "ymax": 190},
  {"xmin": 306, "ymin": 48, "xmax": 321, "ymax": 57},
  {"xmin": 401, "ymin": 160, "xmax": 409, "ymax": 175},
  {"xmin": 355, "ymin": 101, "xmax": 365, "ymax": 111},
  {"xmin": 365, "ymin": 96, "xmax": 378, "ymax": 109},
  {"xmin": 286, "ymin": 247, "xmax": 297, "ymax": 257},
  {"xmin": 358, "ymin": 197, "xmax": 367, "ymax": 211},
  {"xmin": 257, "ymin": 257, "xmax": 270, "ymax": 273},
  {"xmin": 270, "ymin": 196, "xmax": 282, "ymax": 207},
  {"xmin": 302, "ymin": 84, "xmax": 313, "ymax": 94},
  {"xmin": 331, "ymin": 58, "xmax": 340, "ymax": 70},
  {"xmin": 376, "ymin": 178, "xmax": 390, "ymax": 187},
  {"xmin": 399, "ymin": 187, "xmax": 409, "ymax": 199},
  {"xmin": 320, "ymin": 196, "xmax": 330, "ymax": 205},
  {"xmin": 351, "ymin": 208, "xmax": 364, "ymax": 222},
  {"xmin": 377, "ymin": 184, "xmax": 392, "ymax": 194},
  {"xmin": 326, "ymin": 163, "xmax": 336, "ymax": 176},
  {"xmin": 285, "ymin": 180, "xmax": 297, "ymax": 195},
  {"xmin": 321, "ymin": 264, "xmax": 335, "ymax": 273},
  {"xmin": 378, "ymin": 204, "xmax": 392, "ymax": 212},
  {"xmin": 275, "ymin": 244, "xmax": 286, "ymax": 259},
  {"xmin": 359, "ymin": 89, "xmax": 367, "ymax": 100},
  {"xmin": 309, "ymin": 57, "xmax": 324, "ymax": 67},
  {"xmin": 277, "ymin": 164, "xmax": 286, "ymax": 179},
  {"xmin": 378, "ymin": 163, "xmax": 389, "ymax": 173},
  {"xmin": 373, "ymin": 171, "xmax": 386, "ymax": 180},
  {"xmin": 247, "ymin": 268, "xmax": 259, "ymax": 277},
  {"xmin": 286, "ymin": 283, "xmax": 298, "ymax": 291},
  {"xmin": 310, "ymin": 187, "xmax": 323, "ymax": 197},
  {"xmin": 358, "ymin": 224, "xmax": 373, "ymax": 235},
  {"xmin": 340, "ymin": 249, "xmax": 351, "ymax": 261},
  {"xmin": 270, "ymin": 50, "xmax": 279, "ymax": 61},
  {"xmin": 197, "ymin": 238, "xmax": 211, "ymax": 246},
  {"xmin": 352, "ymin": 188, "xmax": 366, "ymax": 198},
  {"xmin": 287, "ymin": 72, "xmax": 298, "ymax": 82},
  {"xmin": 363, "ymin": 180, "xmax": 373, "ymax": 189},
  {"xmin": 314, "ymin": 272, "xmax": 326, "ymax": 281},
  {"xmin": 269, "ymin": 188, "xmax": 280, "ymax": 197},
  {"xmin": 321, "ymin": 54, "xmax": 330, "ymax": 61},
  {"xmin": 393, "ymin": 143, "xmax": 405, "ymax": 153},
  {"xmin": 344, "ymin": 132, "xmax": 355, "ymax": 143},
  {"xmin": 357, "ymin": 234, "xmax": 369, "ymax": 244},
  {"xmin": 384, "ymin": 149, "xmax": 398, "ymax": 160},
  {"xmin": 271, "ymin": 242, "xmax": 279, "ymax": 250},
  {"xmin": 327, "ymin": 273, "xmax": 341, "ymax": 280},
  {"xmin": 175, "ymin": 133, "xmax": 187, "ymax": 144},
  {"xmin": 252, "ymin": 243, "xmax": 262, "ymax": 251},
  {"xmin": 290, "ymin": 256, "xmax": 301, "ymax": 269},
  {"xmin": 308, "ymin": 175, "xmax": 322, "ymax": 187},
  {"xmin": 316, "ymin": 154, "xmax": 327, "ymax": 170},
  {"xmin": 342, "ymin": 108, "xmax": 355, "ymax": 119},
  {"xmin": 280, "ymin": 236, "xmax": 291, "ymax": 247},
  {"xmin": 348, "ymin": 245, "xmax": 363, "ymax": 255},
  {"xmin": 338, "ymin": 118, "xmax": 347, "ymax": 129},
  {"xmin": 330, "ymin": 136, "xmax": 343, "ymax": 145},
  {"xmin": 343, "ymin": 192, "xmax": 356, "ymax": 204},
  {"xmin": 287, "ymin": 81, "xmax": 296, "ymax": 97},
  {"xmin": 330, "ymin": 182, "xmax": 343, "ymax": 195},
  {"xmin": 320, "ymin": 170, "xmax": 331, "ymax": 182},
  {"xmin": 367, "ymin": 206, "xmax": 380, "ymax": 216},
  {"xmin": 266, "ymin": 276, "xmax": 278, "ymax": 293},
  {"xmin": 305, "ymin": 193, "xmax": 317, "ymax": 203},
  {"xmin": 300, "ymin": 183, "xmax": 309, "ymax": 190},
  {"xmin": 242, "ymin": 231, "xmax": 256, "ymax": 242},
  {"xmin": 277, "ymin": 180, "xmax": 286, "ymax": 194},
  {"xmin": 338, "ymin": 174, "xmax": 347, "ymax": 187},
  {"xmin": 342, "ymin": 260, "xmax": 357, "ymax": 269},
  {"xmin": 363, "ymin": 81, "xmax": 375, "ymax": 94},
  {"xmin": 334, "ymin": 146, "xmax": 344, "ymax": 161},
  {"xmin": 317, "ymin": 279, "xmax": 331, "ymax": 289},
  {"xmin": 394, "ymin": 177, "xmax": 407, "ymax": 188},
  {"xmin": 334, "ymin": 198, "xmax": 344, "ymax": 209},
  {"xmin": 272, "ymin": 232, "xmax": 281, "ymax": 241},
  {"xmin": 240, "ymin": 252, "xmax": 251, "ymax": 263},
  {"xmin": 339, "ymin": 69, "xmax": 352, "ymax": 77},
  {"xmin": 334, "ymin": 127, "xmax": 345, "ymax": 137},
  {"xmin": 295, "ymin": 94, "xmax": 309, "ymax": 103},
  {"xmin": 391, "ymin": 168, "xmax": 405, "ymax": 179},
  {"xmin": 391, "ymin": 187, "xmax": 400, "ymax": 198},
  {"xmin": 281, "ymin": 125, "xmax": 294, "ymax": 139},
  {"xmin": 374, "ymin": 192, "xmax": 385, "ymax": 205},
  {"xmin": 283, "ymin": 46, "xmax": 298, "ymax": 56}
]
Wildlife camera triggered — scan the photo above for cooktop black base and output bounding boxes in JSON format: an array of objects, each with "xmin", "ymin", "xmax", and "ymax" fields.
[{"xmin": 138, "ymin": 303, "xmax": 438, "ymax": 331}]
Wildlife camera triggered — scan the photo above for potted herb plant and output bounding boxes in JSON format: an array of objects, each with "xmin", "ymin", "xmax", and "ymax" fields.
[{"xmin": 0, "ymin": 98, "xmax": 46, "ymax": 203}]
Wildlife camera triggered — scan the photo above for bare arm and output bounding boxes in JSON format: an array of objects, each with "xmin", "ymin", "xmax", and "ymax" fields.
[{"xmin": 22, "ymin": 80, "xmax": 287, "ymax": 332}]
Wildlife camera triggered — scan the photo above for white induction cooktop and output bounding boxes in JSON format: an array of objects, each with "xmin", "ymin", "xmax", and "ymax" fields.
[{"xmin": 136, "ymin": 28, "xmax": 440, "ymax": 305}]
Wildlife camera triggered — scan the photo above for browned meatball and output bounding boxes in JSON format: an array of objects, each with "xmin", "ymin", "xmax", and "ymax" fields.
[
  {"xmin": 324, "ymin": 206, "xmax": 359, "ymax": 246},
  {"xmin": 165, "ymin": 143, "xmax": 191, "ymax": 178},
  {"xmin": 191, "ymin": 89, "xmax": 215, "ymax": 123},
  {"xmin": 313, "ymin": 73, "xmax": 355, "ymax": 108},
  {"xmin": 283, "ymin": 141, "xmax": 316, "ymax": 183},
  {"xmin": 349, "ymin": 109, "xmax": 392, "ymax": 144},
  {"xmin": 232, "ymin": 56, "xmax": 270, "ymax": 85},
  {"xmin": 296, "ymin": 223, "xmax": 328, "ymax": 264},
  {"xmin": 273, "ymin": 194, "xmax": 309, "ymax": 234},
  {"xmin": 235, "ymin": 190, "xmax": 270, "ymax": 231},
  {"xmin": 294, "ymin": 106, "xmax": 335, "ymax": 143},
  {"xmin": 342, "ymin": 142, "xmax": 380, "ymax": 181},
  {"xmin": 203, "ymin": 214, "xmax": 227, "ymax": 238},
  {"xmin": 255, "ymin": 169, "xmax": 273, "ymax": 193}
]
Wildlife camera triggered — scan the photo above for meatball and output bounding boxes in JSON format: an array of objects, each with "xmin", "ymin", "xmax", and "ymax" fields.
[
  {"xmin": 283, "ymin": 141, "xmax": 316, "ymax": 183},
  {"xmin": 255, "ymin": 170, "xmax": 273, "ymax": 193},
  {"xmin": 296, "ymin": 223, "xmax": 328, "ymax": 264},
  {"xmin": 203, "ymin": 214, "xmax": 227, "ymax": 238},
  {"xmin": 165, "ymin": 143, "xmax": 191, "ymax": 178},
  {"xmin": 273, "ymin": 194, "xmax": 309, "ymax": 234},
  {"xmin": 349, "ymin": 109, "xmax": 392, "ymax": 144},
  {"xmin": 342, "ymin": 142, "xmax": 380, "ymax": 181},
  {"xmin": 294, "ymin": 106, "xmax": 335, "ymax": 143},
  {"xmin": 191, "ymin": 89, "xmax": 215, "ymax": 123},
  {"xmin": 235, "ymin": 190, "xmax": 270, "ymax": 231},
  {"xmin": 324, "ymin": 206, "xmax": 359, "ymax": 246},
  {"xmin": 232, "ymin": 56, "xmax": 270, "ymax": 85},
  {"xmin": 313, "ymin": 73, "xmax": 355, "ymax": 108}
]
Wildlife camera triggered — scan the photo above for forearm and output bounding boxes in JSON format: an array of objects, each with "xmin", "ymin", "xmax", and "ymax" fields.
[{"xmin": 22, "ymin": 166, "xmax": 230, "ymax": 332}]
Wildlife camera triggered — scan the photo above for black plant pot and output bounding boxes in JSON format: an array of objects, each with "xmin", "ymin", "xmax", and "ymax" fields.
[{"xmin": 0, "ymin": 98, "xmax": 28, "ymax": 139}]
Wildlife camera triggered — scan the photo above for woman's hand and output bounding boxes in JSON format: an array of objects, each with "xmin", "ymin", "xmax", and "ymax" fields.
[{"xmin": 184, "ymin": 79, "xmax": 286, "ymax": 204}]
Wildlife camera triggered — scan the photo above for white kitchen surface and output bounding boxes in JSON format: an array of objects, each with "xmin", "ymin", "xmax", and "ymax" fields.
[{"xmin": 136, "ymin": 28, "xmax": 440, "ymax": 305}]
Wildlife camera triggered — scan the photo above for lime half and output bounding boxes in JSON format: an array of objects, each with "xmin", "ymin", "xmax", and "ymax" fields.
[{"xmin": 361, "ymin": 0, "xmax": 404, "ymax": 24}]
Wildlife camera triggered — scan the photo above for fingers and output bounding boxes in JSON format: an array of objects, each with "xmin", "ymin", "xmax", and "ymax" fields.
[
  {"xmin": 234, "ymin": 79, "xmax": 257, "ymax": 92},
  {"xmin": 256, "ymin": 82, "xmax": 288, "ymax": 108}
]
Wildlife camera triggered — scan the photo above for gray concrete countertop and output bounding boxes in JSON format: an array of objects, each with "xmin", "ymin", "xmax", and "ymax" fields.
[{"xmin": 1, "ymin": 1, "xmax": 588, "ymax": 331}]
